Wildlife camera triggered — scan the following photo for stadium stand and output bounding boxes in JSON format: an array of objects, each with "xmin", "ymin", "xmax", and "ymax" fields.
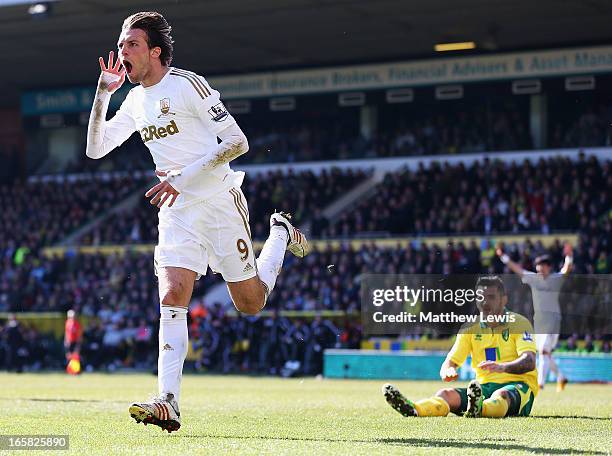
[
  {"xmin": 1, "ymin": 232, "xmax": 609, "ymax": 373},
  {"xmin": 0, "ymin": 173, "xmax": 152, "ymax": 251},
  {"xmin": 1, "ymin": 151, "xmax": 609, "ymax": 376},
  {"xmin": 33, "ymin": 104, "xmax": 611, "ymax": 173},
  {"xmin": 322, "ymin": 155, "xmax": 610, "ymax": 238},
  {"xmin": 78, "ymin": 167, "xmax": 370, "ymax": 245}
]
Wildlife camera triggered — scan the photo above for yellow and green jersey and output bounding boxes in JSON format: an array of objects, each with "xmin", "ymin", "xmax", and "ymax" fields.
[{"xmin": 447, "ymin": 311, "xmax": 539, "ymax": 395}]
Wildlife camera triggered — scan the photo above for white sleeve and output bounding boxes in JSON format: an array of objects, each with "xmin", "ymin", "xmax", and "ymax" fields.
[
  {"xmin": 167, "ymin": 122, "xmax": 248, "ymax": 193},
  {"xmin": 86, "ymin": 87, "xmax": 136, "ymax": 159},
  {"xmin": 184, "ymin": 75, "xmax": 237, "ymax": 135},
  {"xmin": 521, "ymin": 270, "xmax": 536, "ymax": 285},
  {"xmin": 102, "ymin": 92, "xmax": 137, "ymax": 151},
  {"xmin": 550, "ymin": 274, "xmax": 566, "ymax": 291}
]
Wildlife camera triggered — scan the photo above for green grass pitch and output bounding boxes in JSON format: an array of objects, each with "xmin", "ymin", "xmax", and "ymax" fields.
[{"xmin": 2, "ymin": 373, "xmax": 611, "ymax": 455}]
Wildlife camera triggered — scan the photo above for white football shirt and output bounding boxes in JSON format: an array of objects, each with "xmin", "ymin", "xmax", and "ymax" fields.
[
  {"xmin": 521, "ymin": 271, "xmax": 565, "ymax": 314},
  {"xmin": 103, "ymin": 67, "xmax": 244, "ymax": 207}
]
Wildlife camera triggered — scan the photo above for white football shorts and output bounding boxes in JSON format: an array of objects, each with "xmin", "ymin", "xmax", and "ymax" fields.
[
  {"xmin": 154, "ymin": 186, "xmax": 257, "ymax": 282},
  {"xmin": 533, "ymin": 312, "xmax": 561, "ymax": 353},
  {"xmin": 535, "ymin": 333, "xmax": 560, "ymax": 354}
]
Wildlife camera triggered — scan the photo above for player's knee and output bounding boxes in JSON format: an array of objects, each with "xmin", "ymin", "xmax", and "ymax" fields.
[
  {"xmin": 234, "ymin": 292, "xmax": 265, "ymax": 315},
  {"xmin": 492, "ymin": 389, "xmax": 511, "ymax": 403},
  {"xmin": 160, "ymin": 287, "xmax": 186, "ymax": 307},
  {"xmin": 435, "ymin": 388, "xmax": 461, "ymax": 412}
]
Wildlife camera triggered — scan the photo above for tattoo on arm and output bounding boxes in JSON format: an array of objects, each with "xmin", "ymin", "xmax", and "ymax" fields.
[
  {"xmin": 86, "ymin": 81, "xmax": 113, "ymax": 159},
  {"xmin": 91, "ymin": 91, "xmax": 106, "ymax": 133},
  {"xmin": 503, "ymin": 352, "xmax": 536, "ymax": 374}
]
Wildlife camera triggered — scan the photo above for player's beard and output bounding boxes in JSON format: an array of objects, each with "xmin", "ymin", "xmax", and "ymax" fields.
[
  {"xmin": 125, "ymin": 65, "xmax": 139, "ymax": 83},
  {"xmin": 123, "ymin": 60, "xmax": 140, "ymax": 84},
  {"xmin": 128, "ymin": 64, "xmax": 151, "ymax": 84},
  {"xmin": 126, "ymin": 72, "xmax": 138, "ymax": 84}
]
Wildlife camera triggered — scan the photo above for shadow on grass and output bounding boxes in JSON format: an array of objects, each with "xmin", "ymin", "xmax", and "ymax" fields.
[
  {"xmin": 179, "ymin": 434, "xmax": 602, "ymax": 454},
  {"xmin": 531, "ymin": 415, "xmax": 611, "ymax": 421},
  {"xmin": 377, "ymin": 438, "xmax": 606, "ymax": 455},
  {"xmin": 180, "ymin": 434, "xmax": 372, "ymax": 444},
  {"xmin": 180, "ymin": 434, "xmax": 516, "ymax": 446},
  {"xmin": 9, "ymin": 397, "xmax": 124, "ymax": 404}
]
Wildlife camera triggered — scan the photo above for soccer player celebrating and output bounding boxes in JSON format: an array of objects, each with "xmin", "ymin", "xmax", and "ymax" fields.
[
  {"xmin": 85, "ymin": 11, "xmax": 309, "ymax": 433},
  {"xmin": 383, "ymin": 276, "xmax": 538, "ymax": 418},
  {"xmin": 496, "ymin": 245, "xmax": 572, "ymax": 391}
]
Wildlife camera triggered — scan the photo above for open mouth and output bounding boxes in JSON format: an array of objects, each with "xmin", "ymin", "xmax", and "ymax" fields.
[{"xmin": 123, "ymin": 60, "xmax": 133, "ymax": 75}]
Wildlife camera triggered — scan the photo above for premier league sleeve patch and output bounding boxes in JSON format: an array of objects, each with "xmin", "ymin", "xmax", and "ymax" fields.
[
  {"xmin": 522, "ymin": 331, "xmax": 533, "ymax": 342},
  {"xmin": 208, "ymin": 102, "xmax": 229, "ymax": 122}
]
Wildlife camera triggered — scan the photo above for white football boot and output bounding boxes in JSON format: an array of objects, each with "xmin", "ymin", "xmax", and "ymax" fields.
[
  {"xmin": 129, "ymin": 393, "xmax": 181, "ymax": 433},
  {"xmin": 464, "ymin": 380, "xmax": 483, "ymax": 418},
  {"xmin": 270, "ymin": 211, "xmax": 310, "ymax": 258}
]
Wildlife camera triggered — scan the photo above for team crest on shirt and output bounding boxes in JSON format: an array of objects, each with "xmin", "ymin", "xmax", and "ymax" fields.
[
  {"xmin": 502, "ymin": 328, "xmax": 509, "ymax": 341},
  {"xmin": 158, "ymin": 98, "xmax": 175, "ymax": 118},
  {"xmin": 208, "ymin": 102, "xmax": 229, "ymax": 122}
]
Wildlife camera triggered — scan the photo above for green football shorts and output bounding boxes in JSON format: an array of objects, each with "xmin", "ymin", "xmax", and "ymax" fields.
[{"xmin": 454, "ymin": 382, "xmax": 535, "ymax": 417}]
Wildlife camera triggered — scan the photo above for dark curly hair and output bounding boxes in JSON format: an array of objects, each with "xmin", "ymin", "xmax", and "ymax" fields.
[
  {"xmin": 476, "ymin": 275, "xmax": 506, "ymax": 296},
  {"xmin": 122, "ymin": 11, "xmax": 174, "ymax": 66}
]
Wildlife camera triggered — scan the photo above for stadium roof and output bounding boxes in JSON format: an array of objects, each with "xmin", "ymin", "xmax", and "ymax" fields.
[{"xmin": 1, "ymin": 0, "xmax": 612, "ymax": 107}]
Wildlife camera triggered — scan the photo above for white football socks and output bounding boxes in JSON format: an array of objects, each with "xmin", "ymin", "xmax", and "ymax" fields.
[
  {"xmin": 158, "ymin": 306, "xmax": 188, "ymax": 403},
  {"xmin": 538, "ymin": 353, "xmax": 550, "ymax": 387},
  {"xmin": 256, "ymin": 225, "xmax": 289, "ymax": 297},
  {"xmin": 547, "ymin": 353, "xmax": 564, "ymax": 381}
]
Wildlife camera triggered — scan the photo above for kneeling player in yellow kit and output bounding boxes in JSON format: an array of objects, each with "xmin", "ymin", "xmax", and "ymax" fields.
[{"xmin": 383, "ymin": 275, "xmax": 538, "ymax": 418}]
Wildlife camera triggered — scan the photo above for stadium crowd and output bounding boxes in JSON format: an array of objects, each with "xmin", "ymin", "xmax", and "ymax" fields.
[
  {"xmin": 2, "ymin": 151, "xmax": 609, "ymax": 374},
  {"xmin": 0, "ymin": 315, "xmax": 62, "ymax": 372},
  {"xmin": 550, "ymin": 106, "xmax": 612, "ymax": 149},
  {"xmin": 39, "ymin": 103, "xmax": 611, "ymax": 173},
  {"xmin": 1, "ymin": 232, "xmax": 609, "ymax": 373},
  {"xmin": 0, "ymin": 173, "xmax": 152, "ymax": 253},
  {"xmin": 48, "ymin": 306, "xmax": 356, "ymax": 376},
  {"xmin": 320, "ymin": 155, "xmax": 610, "ymax": 238},
  {"xmin": 79, "ymin": 167, "xmax": 369, "ymax": 244},
  {"xmin": 20, "ymin": 155, "xmax": 608, "ymax": 250}
]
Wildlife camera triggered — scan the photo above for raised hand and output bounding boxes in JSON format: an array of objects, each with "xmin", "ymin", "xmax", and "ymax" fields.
[
  {"xmin": 145, "ymin": 170, "xmax": 180, "ymax": 208},
  {"xmin": 98, "ymin": 51, "xmax": 126, "ymax": 93}
]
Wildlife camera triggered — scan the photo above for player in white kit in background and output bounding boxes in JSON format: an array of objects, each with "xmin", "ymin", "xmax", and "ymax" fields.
[
  {"xmin": 85, "ymin": 12, "xmax": 310, "ymax": 433},
  {"xmin": 496, "ymin": 245, "xmax": 573, "ymax": 392}
]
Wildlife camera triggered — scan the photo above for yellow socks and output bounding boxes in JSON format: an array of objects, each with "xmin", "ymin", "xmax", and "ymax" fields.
[
  {"xmin": 414, "ymin": 397, "xmax": 450, "ymax": 417},
  {"xmin": 482, "ymin": 394, "xmax": 509, "ymax": 418}
]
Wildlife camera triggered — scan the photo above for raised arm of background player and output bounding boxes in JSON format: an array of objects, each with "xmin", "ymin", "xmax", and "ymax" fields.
[{"xmin": 495, "ymin": 243, "xmax": 573, "ymax": 275}]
